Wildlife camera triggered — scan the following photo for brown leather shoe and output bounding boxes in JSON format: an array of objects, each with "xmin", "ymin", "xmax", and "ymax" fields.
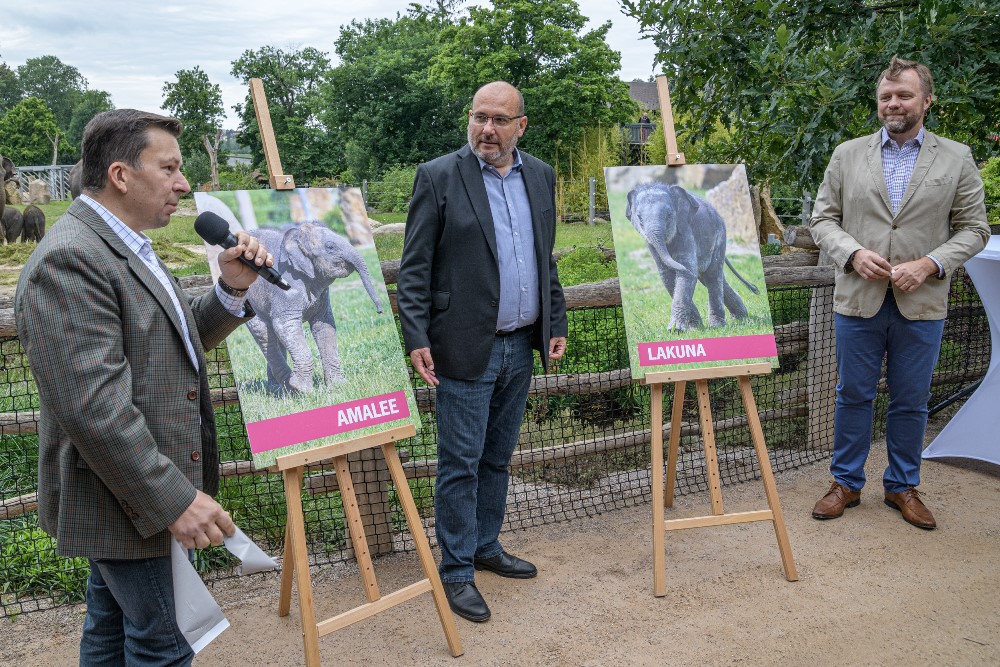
[
  {"xmin": 884, "ymin": 488, "xmax": 936, "ymax": 529},
  {"xmin": 812, "ymin": 481, "xmax": 861, "ymax": 519}
]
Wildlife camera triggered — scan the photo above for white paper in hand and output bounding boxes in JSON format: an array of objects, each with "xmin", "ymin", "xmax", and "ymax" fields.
[
  {"xmin": 224, "ymin": 526, "xmax": 278, "ymax": 575},
  {"xmin": 170, "ymin": 538, "xmax": 230, "ymax": 654}
]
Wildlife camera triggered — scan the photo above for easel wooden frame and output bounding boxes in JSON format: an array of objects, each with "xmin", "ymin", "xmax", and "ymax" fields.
[
  {"xmin": 247, "ymin": 79, "xmax": 463, "ymax": 665},
  {"xmin": 645, "ymin": 77, "xmax": 798, "ymax": 596}
]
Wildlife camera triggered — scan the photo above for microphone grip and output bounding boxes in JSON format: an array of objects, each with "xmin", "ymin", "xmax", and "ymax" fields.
[{"xmin": 222, "ymin": 233, "xmax": 291, "ymax": 290}]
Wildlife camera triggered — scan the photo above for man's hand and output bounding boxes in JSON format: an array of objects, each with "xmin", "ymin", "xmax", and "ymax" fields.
[
  {"xmin": 850, "ymin": 248, "xmax": 892, "ymax": 280},
  {"xmin": 548, "ymin": 336, "xmax": 567, "ymax": 361},
  {"xmin": 890, "ymin": 257, "xmax": 938, "ymax": 293},
  {"xmin": 410, "ymin": 347, "xmax": 438, "ymax": 386},
  {"xmin": 168, "ymin": 490, "xmax": 235, "ymax": 550},
  {"xmin": 217, "ymin": 231, "xmax": 274, "ymax": 290}
]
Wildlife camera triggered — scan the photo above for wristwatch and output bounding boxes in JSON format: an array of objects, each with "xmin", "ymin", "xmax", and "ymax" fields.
[{"xmin": 217, "ymin": 277, "xmax": 248, "ymax": 298}]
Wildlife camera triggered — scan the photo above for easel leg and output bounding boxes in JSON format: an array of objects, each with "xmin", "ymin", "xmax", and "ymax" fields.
[
  {"xmin": 283, "ymin": 466, "xmax": 322, "ymax": 667},
  {"xmin": 650, "ymin": 383, "xmax": 666, "ymax": 597},
  {"xmin": 278, "ymin": 520, "xmax": 294, "ymax": 617},
  {"xmin": 695, "ymin": 379, "xmax": 724, "ymax": 515},
  {"xmin": 664, "ymin": 380, "xmax": 685, "ymax": 508},
  {"xmin": 333, "ymin": 455, "xmax": 381, "ymax": 602},
  {"xmin": 381, "ymin": 442, "xmax": 464, "ymax": 657},
  {"xmin": 738, "ymin": 377, "xmax": 798, "ymax": 581}
]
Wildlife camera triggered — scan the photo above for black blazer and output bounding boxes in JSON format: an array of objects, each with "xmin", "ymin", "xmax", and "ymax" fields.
[{"xmin": 397, "ymin": 145, "xmax": 568, "ymax": 380}]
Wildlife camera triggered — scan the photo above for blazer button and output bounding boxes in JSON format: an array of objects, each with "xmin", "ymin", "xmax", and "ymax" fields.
[
  {"xmin": 187, "ymin": 390, "xmax": 198, "ymax": 400},
  {"xmin": 191, "ymin": 451, "xmax": 201, "ymax": 461},
  {"xmin": 892, "ymin": 224, "xmax": 898, "ymax": 230},
  {"xmin": 490, "ymin": 300, "xmax": 498, "ymax": 307}
]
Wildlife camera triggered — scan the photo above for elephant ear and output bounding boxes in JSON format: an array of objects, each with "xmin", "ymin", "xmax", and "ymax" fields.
[
  {"xmin": 625, "ymin": 187, "xmax": 638, "ymax": 221},
  {"xmin": 282, "ymin": 223, "xmax": 317, "ymax": 280},
  {"xmin": 668, "ymin": 184, "xmax": 700, "ymax": 223}
]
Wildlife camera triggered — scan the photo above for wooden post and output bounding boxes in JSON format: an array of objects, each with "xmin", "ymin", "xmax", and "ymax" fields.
[
  {"xmin": 655, "ymin": 76, "xmax": 686, "ymax": 166},
  {"xmin": 249, "ymin": 78, "xmax": 295, "ymax": 190}
]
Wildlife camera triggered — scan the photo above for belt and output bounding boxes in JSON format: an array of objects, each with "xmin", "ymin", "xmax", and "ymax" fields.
[{"xmin": 495, "ymin": 324, "xmax": 533, "ymax": 336}]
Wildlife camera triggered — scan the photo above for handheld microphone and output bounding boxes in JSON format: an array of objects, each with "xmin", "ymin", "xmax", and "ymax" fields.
[{"xmin": 194, "ymin": 212, "xmax": 290, "ymax": 291}]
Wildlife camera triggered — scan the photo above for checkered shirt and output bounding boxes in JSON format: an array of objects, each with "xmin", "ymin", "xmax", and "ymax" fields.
[{"xmin": 881, "ymin": 127, "xmax": 924, "ymax": 215}]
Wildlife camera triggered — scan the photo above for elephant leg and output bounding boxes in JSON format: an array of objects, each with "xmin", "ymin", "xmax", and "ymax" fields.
[
  {"xmin": 273, "ymin": 316, "xmax": 315, "ymax": 393},
  {"xmin": 701, "ymin": 263, "xmax": 728, "ymax": 327},
  {"xmin": 308, "ymin": 305, "xmax": 345, "ymax": 385},
  {"xmin": 723, "ymin": 280, "xmax": 750, "ymax": 320},
  {"xmin": 668, "ymin": 272, "xmax": 703, "ymax": 331},
  {"xmin": 246, "ymin": 317, "xmax": 293, "ymax": 390}
]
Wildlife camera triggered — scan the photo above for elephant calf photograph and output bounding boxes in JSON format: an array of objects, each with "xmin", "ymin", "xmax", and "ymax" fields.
[
  {"xmin": 245, "ymin": 221, "xmax": 384, "ymax": 394},
  {"xmin": 625, "ymin": 181, "xmax": 759, "ymax": 332}
]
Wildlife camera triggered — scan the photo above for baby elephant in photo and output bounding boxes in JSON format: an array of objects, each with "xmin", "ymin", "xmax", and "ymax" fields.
[
  {"xmin": 245, "ymin": 222, "xmax": 384, "ymax": 394},
  {"xmin": 625, "ymin": 182, "xmax": 759, "ymax": 331}
]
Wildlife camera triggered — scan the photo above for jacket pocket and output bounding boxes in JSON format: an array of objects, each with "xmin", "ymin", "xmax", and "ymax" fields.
[
  {"xmin": 431, "ymin": 290, "xmax": 450, "ymax": 310},
  {"xmin": 924, "ymin": 176, "xmax": 953, "ymax": 187}
]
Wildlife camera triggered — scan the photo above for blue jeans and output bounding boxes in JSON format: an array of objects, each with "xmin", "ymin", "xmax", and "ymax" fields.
[
  {"xmin": 434, "ymin": 327, "xmax": 534, "ymax": 583},
  {"xmin": 832, "ymin": 290, "xmax": 944, "ymax": 494},
  {"xmin": 80, "ymin": 556, "xmax": 193, "ymax": 667}
]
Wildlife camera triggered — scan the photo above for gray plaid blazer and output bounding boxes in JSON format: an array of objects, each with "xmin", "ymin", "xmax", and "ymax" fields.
[{"xmin": 15, "ymin": 199, "xmax": 254, "ymax": 559}]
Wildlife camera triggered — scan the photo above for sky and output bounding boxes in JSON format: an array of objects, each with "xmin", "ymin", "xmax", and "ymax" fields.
[{"xmin": 2, "ymin": 1, "xmax": 660, "ymax": 129}]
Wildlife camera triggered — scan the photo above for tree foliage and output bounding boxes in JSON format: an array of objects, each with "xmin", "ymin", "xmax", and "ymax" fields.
[
  {"xmin": 621, "ymin": 0, "xmax": 1000, "ymax": 189},
  {"xmin": 431, "ymin": 0, "xmax": 637, "ymax": 165},
  {"xmin": 0, "ymin": 97, "xmax": 71, "ymax": 165},
  {"xmin": 231, "ymin": 46, "xmax": 339, "ymax": 183},
  {"xmin": 67, "ymin": 89, "xmax": 114, "ymax": 153},
  {"xmin": 322, "ymin": 4, "xmax": 466, "ymax": 181},
  {"xmin": 15, "ymin": 55, "xmax": 87, "ymax": 131},
  {"xmin": 162, "ymin": 66, "xmax": 225, "ymax": 159}
]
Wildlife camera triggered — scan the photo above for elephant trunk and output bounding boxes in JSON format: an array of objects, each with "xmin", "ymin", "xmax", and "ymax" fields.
[{"xmin": 347, "ymin": 247, "xmax": 384, "ymax": 314}]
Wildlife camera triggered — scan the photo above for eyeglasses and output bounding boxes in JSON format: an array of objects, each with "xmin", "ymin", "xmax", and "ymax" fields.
[{"xmin": 469, "ymin": 112, "xmax": 524, "ymax": 128}]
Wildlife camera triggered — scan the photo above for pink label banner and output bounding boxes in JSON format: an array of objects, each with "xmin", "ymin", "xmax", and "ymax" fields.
[
  {"xmin": 638, "ymin": 334, "xmax": 778, "ymax": 367},
  {"xmin": 246, "ymin": 391, "xmax": 410, "ymax": 454}
]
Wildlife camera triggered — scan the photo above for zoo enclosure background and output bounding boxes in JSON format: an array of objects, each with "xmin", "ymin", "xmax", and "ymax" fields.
[{"xmin": 1, "ymin": 264, "xmax": 992, "ymax": 618}]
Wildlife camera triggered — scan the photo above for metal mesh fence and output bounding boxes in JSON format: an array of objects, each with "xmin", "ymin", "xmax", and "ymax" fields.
[{"xmin": 0, "ymin": 273, "xmax": 990, "ymax": 617}]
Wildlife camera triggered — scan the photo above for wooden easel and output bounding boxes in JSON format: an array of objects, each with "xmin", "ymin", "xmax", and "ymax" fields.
[
  {"xmin": 647, "ymin": 77, "xmax": 797, "ymax": 596},
  {"xmin": 248, "ymin": 79, "xmax": 463, "ymax": 665}
]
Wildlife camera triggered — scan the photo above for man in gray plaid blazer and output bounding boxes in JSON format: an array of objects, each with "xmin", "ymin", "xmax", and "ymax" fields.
[{"xmin": 15, "ymin": 109, "xmax": 274, "ymax": 666}]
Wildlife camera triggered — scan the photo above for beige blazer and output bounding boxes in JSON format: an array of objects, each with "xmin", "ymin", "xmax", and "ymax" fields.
[{"xmin": 810, "ymin": 129, "xmax": 989, "ymax": 320}]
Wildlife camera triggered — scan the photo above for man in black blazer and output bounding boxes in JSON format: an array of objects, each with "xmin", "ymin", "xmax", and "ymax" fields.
[{"xmin": 398, "ymin": 81, "xmax": 567, "ymax": 623}]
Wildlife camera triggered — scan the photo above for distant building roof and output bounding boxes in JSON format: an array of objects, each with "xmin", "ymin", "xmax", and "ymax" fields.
[{"xmin": 628, "ymin": 81, "xmax": 659, "ymax": 110}]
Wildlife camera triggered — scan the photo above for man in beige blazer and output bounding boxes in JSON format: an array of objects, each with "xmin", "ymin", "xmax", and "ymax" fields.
[{"xmin": 809, "ymin": 57, "xmax": 989, "ymax": 530}]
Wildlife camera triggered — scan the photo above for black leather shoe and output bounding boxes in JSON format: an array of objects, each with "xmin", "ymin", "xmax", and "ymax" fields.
[
  {"xmin": 474, "ymin": 550, "xmax": 537, "ymax": 579},
  {"xmin": 442, "ymin": 581, "xmax": 490, "ymax": 622}
]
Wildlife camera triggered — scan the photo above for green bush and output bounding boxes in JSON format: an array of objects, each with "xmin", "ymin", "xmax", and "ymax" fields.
[
  {"xmin": 0, "ymin": 521, "xmax": 89, "ymax": 605},
  {"xmin": 369, "ymin": 165, "xmax": 418, "ymax": 213},
  {"xmin": 981, "ymin": 157, "xmax": 1000, "ymax": 224},
  {"xmin": 555, "ymin": 247, "xmax": 617, "ymax": 287}
]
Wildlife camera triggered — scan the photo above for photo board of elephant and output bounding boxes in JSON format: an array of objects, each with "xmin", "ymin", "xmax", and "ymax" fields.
[
  {"xmin": 194, "ymin": 188, "xmax": 419, "ymax": 468},
  {"xmin": 604, "ymin": 164, "xmax": 778, "ymax": 380}
]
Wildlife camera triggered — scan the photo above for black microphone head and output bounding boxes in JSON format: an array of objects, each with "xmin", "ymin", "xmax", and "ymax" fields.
[{"xmin": 194, "ymin": 211, "xmax": 234, "ymax": 246}]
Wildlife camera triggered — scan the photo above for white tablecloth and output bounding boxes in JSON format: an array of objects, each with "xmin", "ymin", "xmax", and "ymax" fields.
[{"xmin": 923, "ymin": 234, "xmax": 1000, "ymax": 464}]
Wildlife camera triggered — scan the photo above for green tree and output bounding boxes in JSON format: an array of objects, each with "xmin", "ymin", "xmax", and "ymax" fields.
[
  {"xmin": 431, "ymin": 0, "xmax": 637, "ymax": 164},
  {"xmin": 16, "ymin": 55, "xmax": 87, "ymax": 131},
  {"xmin": 621, "ymin": 0, "xmax": 1000, "ymax": 189},
  {"xmin": 322, "ymin": 4, "xmax": 465, "ymax": 180},
  {"xmin": 162, "ymin": 66, "xmax": 226, "ymax": 188},
  {"xmin": 66, "ymin": 89, "xmax": 114, "ymax": 157},
  {"xmin": 0, "ymin": 62, "xmax": 20, "ymax": 115},
  {"xmin": 161, "ymin": 66, "xmax": 224, "ymax": 158},
  {"xmin": 230, "ymin": 46, "xmax": 340, "ymax": 183},
  {"xmin": 0, "ymin": 97, "xmax": 71, "ymax": 165}
]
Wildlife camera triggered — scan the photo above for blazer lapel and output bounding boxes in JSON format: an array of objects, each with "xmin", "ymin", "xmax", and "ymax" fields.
[
  {"xmin": 865, "ymin": 131, "xmax": 893, "ymax": 214},
  {"xmin": 72, "ymin": 200, "xmax": 193, "ymax": 364},
  {"xmin": 457, "ymin": 145, "xmax": 499, "ymax": 263},
  {"xmin": 896, "ymin": 131, "xmax": 938, "ymax": 216},
  {"xmin": 518, "ymin": 154, "xmax": 548, "ymax": 265}
]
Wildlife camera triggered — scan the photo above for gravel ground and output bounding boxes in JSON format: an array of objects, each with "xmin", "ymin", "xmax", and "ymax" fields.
[{"xmin": 2, "ymin": 417, "xmax": 998, "ymax": 667}]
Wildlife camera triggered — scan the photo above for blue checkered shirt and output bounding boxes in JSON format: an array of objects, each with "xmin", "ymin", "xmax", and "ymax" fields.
[
  {"xmin": 880, "ymin": 127, "xmax": 942, "ymax": 276},
  {"xmin": 880, "ymin": 126, "xmax": 924, "ymax": 215}
]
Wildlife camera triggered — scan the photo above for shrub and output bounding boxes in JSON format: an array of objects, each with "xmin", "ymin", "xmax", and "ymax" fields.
[{"xmin": 555, "ymin": 247, "xmax": 617, "ymax": 287}]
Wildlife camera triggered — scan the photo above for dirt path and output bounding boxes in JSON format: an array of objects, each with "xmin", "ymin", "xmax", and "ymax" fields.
[{"xmin": 2, "ymin": 423, "xmax": 998, "ymax": 666}]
